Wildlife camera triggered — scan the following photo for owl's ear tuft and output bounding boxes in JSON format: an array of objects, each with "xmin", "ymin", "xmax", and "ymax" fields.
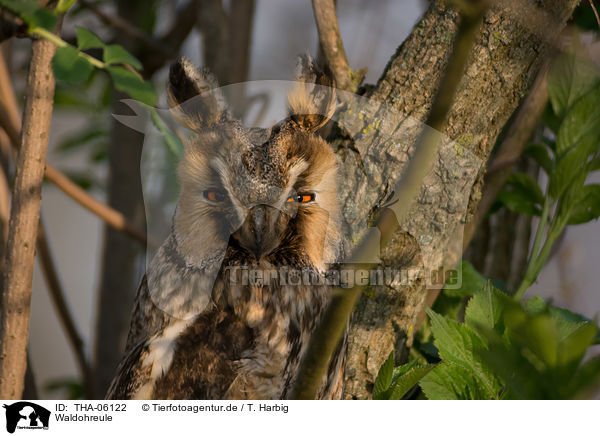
[
  {"xmin": 167, "ymin": 57, "xmax": 228, "ymax": 130},
  {"xmin": 287, "ymin": 55, "xmax": 337, "ymax": 132}
]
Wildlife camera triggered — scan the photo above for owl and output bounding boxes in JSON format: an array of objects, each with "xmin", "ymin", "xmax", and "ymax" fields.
[{"xmin": 106, "ymin": 56, "xmax": 346, "ymax": 400}]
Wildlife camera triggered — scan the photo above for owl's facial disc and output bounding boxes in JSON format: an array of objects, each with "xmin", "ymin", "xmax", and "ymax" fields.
[{"xmin": 231, "ymin": 204, "xmax": 288, "ymax": 261}]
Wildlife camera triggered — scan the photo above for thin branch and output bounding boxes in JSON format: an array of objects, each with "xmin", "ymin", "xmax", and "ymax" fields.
[
  {"xmin": 589, "ymin": 0, "xmax": 600, "ymax": 29},
  {"xmin": 140, "ymin": 0, "xmax": 198, "ymax": 77},
  {"xmin": 44, "ymin": 164, "xmax": 150, "ymax": 246},
  {"xmin": 289, "ymin": 0, "xmax": 489, "ymax": 400},
  {"xmin": 0, "ymin": 51, "xmax": 150, "ymax": 247},
  {"xmin": 78, "ymin": 0, "xmax": 172, "ymax": 58},
  {"xmin": 463, "ymin": 58, "xmax": 551, "ymax": 250},
  {"xmin": 197, "ymin": 0, "xmax": 229, "ymax": 85},
  {"xmin": 36, "ymin": 218, "xmax": 95, "ymax": 398},
  {"xmin": 227, "ymin": 0, "xmax": 256, "ymax": 117},
  {"xmin": 311, "ymin": 0, "xmax": 353, "ymax": 91},
  {"xmin": 0, "ymin": 32, "xmax": 59, "ymax": 399},
  {"xmin": 0, "ymin": 10, "xmax": 25, "ymax": 43},
  {"xmin": 0, "ymin": 135, "xmax": 10, "ymax": 287},
  {"xmin": 0, "ymin": 135, "xmax": 95, "ymax": 397}
]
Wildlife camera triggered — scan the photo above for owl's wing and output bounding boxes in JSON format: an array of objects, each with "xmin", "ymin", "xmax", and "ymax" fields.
[
  {"xmin": 105, "ymin": 336, "xmax": 148, "ymax": 399},
  {"xmin": 124, "ymin": 274, "xmax": 170, "ymax": 353},
  {"xmin": 107, "ymin": 302, "xmax": 255, "ymax": 400},
  {"xmin": 105, "ymin": 274, "xmax": 169, "ymax": 399}
]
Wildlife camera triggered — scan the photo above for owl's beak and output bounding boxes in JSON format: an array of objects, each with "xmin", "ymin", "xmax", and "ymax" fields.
[{"xmin": 233, "ymin": 204, "xmax": 281, "ymax": 261}]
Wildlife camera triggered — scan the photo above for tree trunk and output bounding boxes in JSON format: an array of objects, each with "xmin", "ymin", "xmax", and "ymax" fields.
[
  {"xmin": 339, "ymin": 0, "xmax": 579, "ymax": 399},
  {"xmin": 93, "ymin": 0, "xmax": 156, "ymax": 398},
  {"xmin": 0, "ymin": 35, "xmax": 57, "ymax": 399}
]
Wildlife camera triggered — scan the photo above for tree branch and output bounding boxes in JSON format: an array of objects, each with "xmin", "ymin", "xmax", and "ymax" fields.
[
  {"xmin": 311, "ymin": 0, "xmax": 353, "ymax": 91},
  {"xmin": 140, "ymin": 0, "xmax": 198, "ymax": 77},
  {"xmin": 463, "ymin": 59, "xmax": 551, "ymax": 249},
  {"xmin": 289, "ymin": 0, "xmax": 489, "ymax": 400},
  {"xmin": 339, "ymin": 0, "xmax": 578, "ymax": 398},
  {"xmin": 0, "ymin": 33, "xmax": 58, "ymax": 399},
  {"xmin": 0, "ymin": 10, "xmax": 25, "ymax": 44},
  {"xmin": 44, "ymin": 165, "xmax": 150, "ymax": 246},
  {"xmin": 36, "ymin": 218, "xmax": 95, "ymax": 398},
  {"xmin": 0, "ymin": 51, "xmax": 150, "ymax": 247},
  {"xmin": 78, "ymin": 0, "xmax": 172, "ymax": 58},
  {"xmin": 0, "ymin": 137, "xmax": 96, "ymax": 398}
]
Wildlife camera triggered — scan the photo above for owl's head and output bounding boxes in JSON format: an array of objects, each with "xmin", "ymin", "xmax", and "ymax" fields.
[{"xmin": 167, "ymin": 57, "xmax": 340, "ymax": 270}]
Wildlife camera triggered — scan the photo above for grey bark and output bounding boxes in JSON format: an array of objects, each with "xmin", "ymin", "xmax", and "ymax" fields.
[{"xmin": 338, "ymin": 0, "xmax": 579, "ymax": 399}]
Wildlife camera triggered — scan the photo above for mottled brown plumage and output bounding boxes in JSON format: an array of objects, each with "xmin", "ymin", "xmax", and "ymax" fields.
[{"xmin": 107, "ymin": 57, "xmax": 345, "ymax": 400}]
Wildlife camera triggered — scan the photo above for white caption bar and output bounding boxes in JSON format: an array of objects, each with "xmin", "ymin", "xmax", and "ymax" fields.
[{"xmin": 0, "ymin": 400, "xmax": 596, "ymax": 436}]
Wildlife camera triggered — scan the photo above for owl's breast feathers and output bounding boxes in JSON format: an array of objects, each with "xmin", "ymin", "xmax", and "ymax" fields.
[{"xmin": 106, "ymin": 235, "xmax": 345, "ymax": 400}]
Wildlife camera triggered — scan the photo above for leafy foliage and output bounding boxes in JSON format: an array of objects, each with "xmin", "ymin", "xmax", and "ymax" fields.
[
  {"xmin": 75, "ymin": 26, "xmax": 105, "ymax": 50},
  {"xmin": 548, "ymin": 51, "xmax": 600, "ymax": 118},
  {"xmin": 0, "ymin": 0, "xmax": 157, "ymax": 105},
  {"xmin": 107, "ymin": 66, "xmax": 156, "ymax": 106},
  {"xmin": 494, "ymin": 45, "xmax": 600, "ymax": 299},
  {"xmin": 0, "ymin": 0, "xmax": 57, "ymax": 30},
  {"xmin": 45, "ymin": 378, "xmax": 85, "ymax": 400},
  {"xmin": 103, "ymin": 45, "xmax": 143, "ymax": 71},
  {"xmin": 418, "ymin": 278, "xmax": 600, "ymax": 399},
  {"xmin": 497, "ymin": 173, "xmax": 544, "ymax": 216},
  {"xmin": 52, "ymin": 46, "xmax": 94, "ymax": 84},
  {"xmin": 372, "ymin": 352, "xmax": 435, "ymax": 400}
]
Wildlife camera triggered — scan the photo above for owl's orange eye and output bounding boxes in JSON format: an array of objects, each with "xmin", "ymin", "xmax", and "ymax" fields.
[
  {"xmin": 286, "ymin": 193, "xmax": 315, "ymax": 204},
  {"xmin": 203, "ymin": 190, "xmax": 226, "ymax": 202}
]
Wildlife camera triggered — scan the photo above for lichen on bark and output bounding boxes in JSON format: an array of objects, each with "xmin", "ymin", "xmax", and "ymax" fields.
[{"xmin": 336, "ymin": 0, "xmax": 580, "ymax": 399}]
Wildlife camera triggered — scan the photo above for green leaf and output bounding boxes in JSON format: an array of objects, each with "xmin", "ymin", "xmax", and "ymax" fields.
[
  {"xmin": 548, "ymin": 52, "xmax": 600, "ymax": 118},
  {"xmin": 465, "ymin": 282, "xmax": 506, "ymax": 331},
  {"xmin": 420, "ymin": 362, "xmax": 485, "ymax": 400},
  {"xmin": 372, "ymin": 352, "xmax": 394, "ymax": 399},
  {"xmin": 526, "ymin": 297, "xmax": 600, "ymax": 344},
  {"xmin": 502, "ymin": 304, "xmax": 559, "ymax": 369},
  {"xmin": 57, "ymin": 129, "xmax": 107, "ymax": 153},
  {"xmin": 52, "ymin": 46, "xmax": 94, "ymax": 85},
  {"xmin": 556, "ymin": 84, "xmax": 600, "ymax": 156},
  {"xmin": 427, "ymin": 309, "xmax": 501, "ymax": 398},
  {"xmin": 103, "ymin": 45, "xmax": 143, "ymax": 70},
  {"xmin": 56, "ymin": 0, "xmax": 77, "ymax": 13},
  {"xmin": 549, "ymin": 139, "xmax": 596, "ymax": 199},
  {"xmin": 45, "ymin": 377, "xmax": 85, "ymax": 400},
  {"xmin": 75, "ymin": 26, "xmax": 105, "ymax": 50},
  {"xmin": 150, "ymin": 109, "xmax": 183, "ymax": 157},
  {"xmin": 387, "ymin": 364, "xmax": 436, "ymax": 400},
  {"xmin": 476, "ymin": 332, "xmax": 554, "ymax": 399},
  {"xmin": 569, "ymin": 355, "xmax": 600, "ymax": 398},
  {"xmin": 542, "ymin": 104, "xmax": 561, "ymax": 135},
  {"xmin": 107, "ymin": 66, "xmax": 157, "ymax": 106},
  {"xmin": 558, "ymin": 322, "xmax": 598, "ymax": 371},
  {"xmin": 568, "ymin": 184, "xmax": 600, "ymax": 225},
  {"xmin": 30, "ymin": 7, "xmax": 57, "ymax": 30},
  {"xmin": 524, "ymin": 144, "xmax": 553, "ymax": 175},
  {"xmin": 476, "ymin": 297, "xmax": 600, "ymax": 399},
  {"xmin": 506, "ymin": 173, "xmax": 544, "ymax": 205},
  {"xmin": 525, "ymin": 295, "xmax": 547, "ymax": 314},
  {"xmin": 444, "ymin": 260, "xmax": 487, "ymax": 298},
  {"xmin": 0, "ymin": 0, "xmax": 57, "ymax": 30},
  {"xmin": 496, "ymin": 189, "xmax": 542, "ymax": 216}
]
